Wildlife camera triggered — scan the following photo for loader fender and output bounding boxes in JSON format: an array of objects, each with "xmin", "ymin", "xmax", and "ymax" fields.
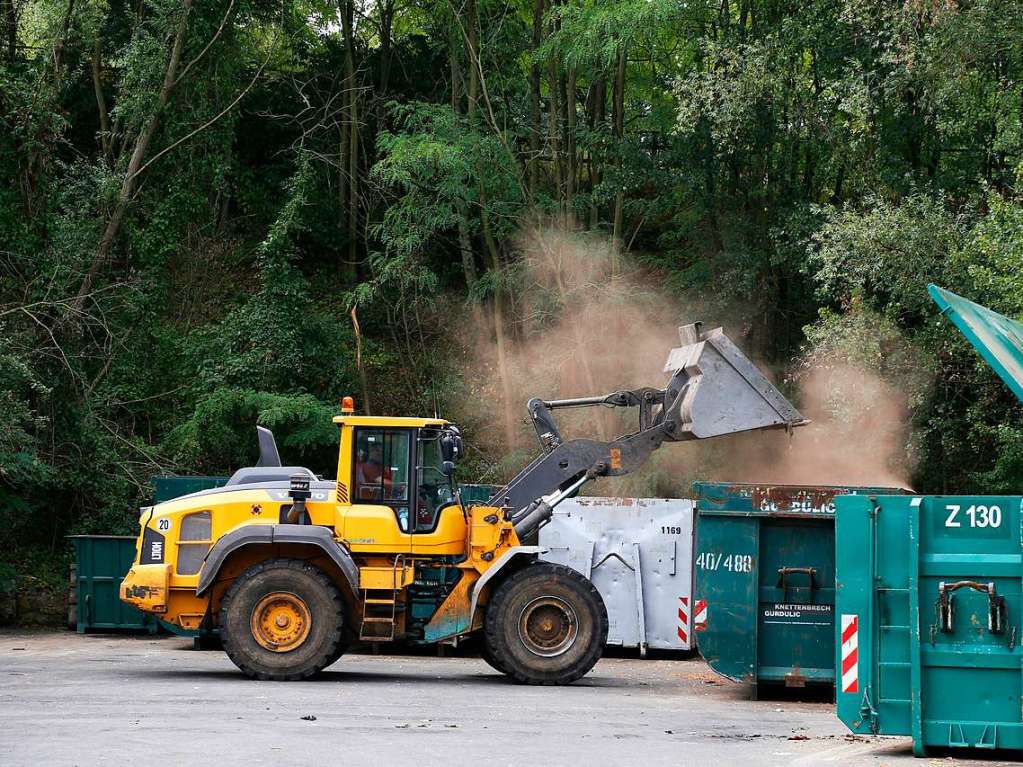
[
  {"xmin": 468, "ymin": 546, "xmax": 546, "ymax": 621},
  {"xmin": 196, "ymin": 524, "xmax": 359, "ymax": 598}
]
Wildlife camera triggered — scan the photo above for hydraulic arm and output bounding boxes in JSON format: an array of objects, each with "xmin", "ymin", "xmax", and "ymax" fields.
[{"xmin": 495, "ymin": 323, "xmax": 808, "ymax": 539}]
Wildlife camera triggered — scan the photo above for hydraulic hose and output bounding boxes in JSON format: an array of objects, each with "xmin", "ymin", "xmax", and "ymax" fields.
[{"xmin": 512, "ymin": 472, "xmax": 594, "ymax": 540}]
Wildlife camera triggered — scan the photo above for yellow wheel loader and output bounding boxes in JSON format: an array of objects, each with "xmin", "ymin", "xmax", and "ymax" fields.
[{"xmin": 122, "ymin": 323, "xmax": 806, "ymax": 684}]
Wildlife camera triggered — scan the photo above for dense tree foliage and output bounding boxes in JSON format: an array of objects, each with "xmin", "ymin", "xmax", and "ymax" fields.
[{"xmin": 1, "ymin": 0, "xmax": 1021, "ymax": 594}]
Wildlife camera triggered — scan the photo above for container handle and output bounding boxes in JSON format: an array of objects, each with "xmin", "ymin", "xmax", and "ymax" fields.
[
  {"xmin": 776, "ymin": 567, "xmax": 816, "ymax": 592},
  {"xmin": 936, "ymin": 580, "xmax": 1006, "ymax": 635}
]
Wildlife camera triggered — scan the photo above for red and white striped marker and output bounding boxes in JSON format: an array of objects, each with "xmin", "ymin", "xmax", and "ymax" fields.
[
  {"xmin": 694, "ymin": 599, "xmax": 708, "ymax": 632},
  {"xmin": 840, "ymin": 614, "xmax": 859, "ymax": 693},
  {"xmin": 677, "ymin": 597, "xmax": 689, "ymax": 643}
]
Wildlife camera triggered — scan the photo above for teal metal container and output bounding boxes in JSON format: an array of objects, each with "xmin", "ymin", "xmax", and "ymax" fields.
[
  {"xmin": 694, "ymin": 482, "xmax": 902, "ymax": 690},
  {"xmin": 152, "ymin": 475, "xmax": 229, "ymax": 503},
  {"xmin": 835, "ymin": 493, "xmax": 1023, "ymax": 754},
  {"xmin": 69, "ymin": 535, "xmax": 157, "ymax": 633},
  {"xmin": 834, "ymin": 286, "xmax": 1023, "ymax": 755}
]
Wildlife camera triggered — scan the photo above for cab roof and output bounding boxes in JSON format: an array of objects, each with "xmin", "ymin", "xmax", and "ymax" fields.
[{"xmin": 332, "ymin": 415, "xmax": 451, "ymax": 428}]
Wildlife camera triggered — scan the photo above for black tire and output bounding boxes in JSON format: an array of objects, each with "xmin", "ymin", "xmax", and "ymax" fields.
[
  {"xmin": 219, "ymin": 558, "xmax": 345, "ymax": 680},
  {"xmin": 480, "ymin": 642, "xmax": 508, "ymax": 674},
  {"xmin": 483, "ymin": 562, "xmax": 608, "ymax": 685},
  {"xmin": 323, "ymin": 629, "xmax": 355, "ymax": 669}
]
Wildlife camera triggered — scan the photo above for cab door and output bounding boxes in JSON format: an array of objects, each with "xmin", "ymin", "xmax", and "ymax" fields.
[
  {"xmin": 345, "ymin": 427, "xmax": 413, "ymax": 554},
  {"xmin": 411, "ymin": 428, "xmax": 467, "ymax": 556}
]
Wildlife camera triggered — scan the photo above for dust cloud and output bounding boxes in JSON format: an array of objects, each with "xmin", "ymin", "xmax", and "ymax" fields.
[
  {"xmin": 700, "ymin": 362, "xmax": 915, "ymax": 490},
  {"xmin": 452, "ymin": 226, "xmax": 684, "ymax": 464},
  {"xmin": 450, "ymin": 225, "xmax": 918, "ymax": 494}
]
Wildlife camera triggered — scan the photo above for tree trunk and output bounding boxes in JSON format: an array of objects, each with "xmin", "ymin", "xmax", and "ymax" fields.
[
  {"xmin": 464, "ymin": 0, "xmax": 514, "ymax": 445},
  {"xmin": 378, "ymin": 0, "xmax": 394, "ymax": 96},
  {"xmin": 73, "ymin": 0, "xmax": 193, "ymax": 311},
  {"xmin": 350, "ymin": 307, "xmax": 372, "ymax": 415},
  {"xmin": 377, "ymin": 0, "xmax": 394, "ymax": 130},
  {"xmin": 52, "ymin": 0, "xmax": 76, "ymax": 90},
  {"xmin": 528, "ymin": 0, "xmax": 544, "ymax": 198},
  {"xmin": 340, "ymin": 0, "xmax": 359, "ymax": 284},
  {"xmin": 588, "ymin": 76, "xmax": 605, "ymax": 229},
  {"xmin": 448, "ymin": 18, "xmax": 476, "ymax": 289},
  {"xmin": 547, "ymin": 58, "xmax": 562, "ymax": 206},
  {"xmin": 565, "ymin": 65, "xmax": 577, "ymax": 226},
  {"xmin": 480, "ymin": 196, "xmax": 515, "ymax": 448},
  {"xmin": 448, "ymin": 22, "xmax": 462, "ymax": 112},
  {"xmin": 92, "ymin": 36, "xmax": 111, "ymax": 159},
  {"xmin": 466, "ymin": 0, "xmax": 479, "ymax": 119},
  {"xmin": 831, "ymin": 162, "xmax": 845, "ymax": 204},
  {"xmin": 2, "ymin": 0, "xmax": 16, "ymax": 62},
  {"xmin": 611, "ymin": 44, "xmax": 626, "ymax": 264}
]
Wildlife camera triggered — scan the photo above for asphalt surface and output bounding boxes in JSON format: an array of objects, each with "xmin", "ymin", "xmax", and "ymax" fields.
[{"xmin": 0, "ymin": 632, "xmax": 1019, "ymax": 766}]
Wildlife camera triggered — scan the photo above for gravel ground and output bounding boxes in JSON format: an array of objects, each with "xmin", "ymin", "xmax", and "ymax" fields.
[{"xmin": 0, "ymin": 631, "xmax": 1018, "ymax": 766}]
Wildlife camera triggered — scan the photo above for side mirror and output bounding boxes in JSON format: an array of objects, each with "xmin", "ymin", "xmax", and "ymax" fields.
[
  {"xmin": 440, "ymin": 431, "xmax": 462, "ymax": 463},
  {"xmin": 442, "ymin": 460, "xmax": 455, "ymax": 477}
]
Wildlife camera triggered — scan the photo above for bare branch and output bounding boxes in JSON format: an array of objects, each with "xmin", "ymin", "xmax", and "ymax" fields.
[
  {"xmin": 20, "ymin": 307, "xmax": 77, "ymax": 379},
  {"xmin": 171, "ymin": 0, "xmax": 235, "ymax": 88},
  {"xmin": 128, "ymin": 39, "xmax": 276, "ymax": 184}
]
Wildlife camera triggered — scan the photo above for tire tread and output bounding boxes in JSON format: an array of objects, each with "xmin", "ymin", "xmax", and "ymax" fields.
[
  {"xmin": 483, "ymin": 561, "xmax": 608, "ymax": 685},
  {"xmin": 219, "ymin": 558, "xmax": 345, "ymax": 681}
]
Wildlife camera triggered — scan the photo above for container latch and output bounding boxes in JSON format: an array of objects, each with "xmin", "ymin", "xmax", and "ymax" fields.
[
  {"xmin": 777, "ymin": 567, "xmax": 816, "ymax": 593},
  {"xmin": 933, "ymin": 581, "xmax": 1013, "ymax": 647}
]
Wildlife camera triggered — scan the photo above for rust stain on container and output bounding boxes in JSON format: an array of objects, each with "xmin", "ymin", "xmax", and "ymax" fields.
[{"xmin": 750, "ymin": 485, "xmax": 844, "ymax": 513}]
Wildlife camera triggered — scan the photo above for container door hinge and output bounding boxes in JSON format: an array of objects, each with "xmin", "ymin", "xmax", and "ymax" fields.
[{"xmin": 858, "ymin": 685, "xmax": 879, "ymax": 734}]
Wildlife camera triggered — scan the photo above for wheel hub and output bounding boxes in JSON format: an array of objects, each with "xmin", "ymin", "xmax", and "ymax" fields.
[
  {"xmin": 518, "ymin": 596, "xmax": 578, "ymax": 657},
  {"xmin": 251, "ymin": 592, "xmax": 311, "ymax": 652}
]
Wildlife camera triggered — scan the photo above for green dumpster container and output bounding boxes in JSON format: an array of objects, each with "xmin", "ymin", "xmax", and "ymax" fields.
[
  {"xmin": 694, "ymin": 482, "xmax": 902, "ymax": 691},
  {"xmin": 152, "ymin": 475, "xmax": 229, "ymax": 503},
  {"xmin": 836, "ymin": 493, "xmax": 1023, "ymax": 754},
  {"xmin": 69, "ymin": 535, "xmax": 157, "ymax": 633},
  {"xmin": 835, "ymin": 285, "xmax": 1023, "ymax": 755},
  {"xmin": 458, "ymin": 484, "xmax": 499, "ymax": 504}
]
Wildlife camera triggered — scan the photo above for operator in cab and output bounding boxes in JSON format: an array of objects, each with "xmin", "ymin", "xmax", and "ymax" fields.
[{"xmin": 355, "ymin": 441, "xmax": 392, "ymax": 500}]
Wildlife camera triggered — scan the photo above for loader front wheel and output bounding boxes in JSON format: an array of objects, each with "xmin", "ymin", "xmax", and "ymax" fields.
[
  {"xmin": 480, "ymin": 643, "xmax": 508, "ymax": 675},
  {"xmin": 219, "ymin": 558, "xmax": 345, "ymax": 680},
  {"xmin": 483, "ymin": 562, "xmax": 607, "ymax": 685}
]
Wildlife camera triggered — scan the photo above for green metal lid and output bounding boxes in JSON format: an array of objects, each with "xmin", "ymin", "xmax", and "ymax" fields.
[{"xmin": 929, "ymin": 284, "xmax": 1023, "ymax": 404}]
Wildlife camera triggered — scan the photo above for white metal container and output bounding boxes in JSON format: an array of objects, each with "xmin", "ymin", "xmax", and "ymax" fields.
[{"xmin": 539, "ymin": 497, "xmax": 695, "ymax": 654}]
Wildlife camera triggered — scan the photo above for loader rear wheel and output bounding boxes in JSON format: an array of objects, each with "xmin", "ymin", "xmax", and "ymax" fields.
[
  {"xmin": 219, "ymin": 558, "xmax": 345, "ymax": 681},
  {"xmin": 483, "ymin": 562, "xmax": 607, "ymax": 685}
]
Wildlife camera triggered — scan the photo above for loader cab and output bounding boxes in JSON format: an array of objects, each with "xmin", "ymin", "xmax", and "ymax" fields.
[
  {"xmin": 350, "ymin": 426, "xmax": 459, "ymax": 533},
  {"xmin": 335, "ymin": 409, "xmax": 463, "ymax": 545}
]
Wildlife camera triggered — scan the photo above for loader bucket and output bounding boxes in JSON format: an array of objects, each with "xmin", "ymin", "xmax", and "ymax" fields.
[{"xmin": 663, "ymin": 324, "xmax": 807, "ymax": 440}]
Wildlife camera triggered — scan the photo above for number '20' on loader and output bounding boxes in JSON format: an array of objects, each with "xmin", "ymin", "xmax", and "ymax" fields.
[{"xmin": 121, "ymin": 323, "xmax": 806, "ymax": 684}]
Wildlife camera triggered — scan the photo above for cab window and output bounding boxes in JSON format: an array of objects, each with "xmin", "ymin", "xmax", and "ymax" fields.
[
  {"xmin": 416, "ymin": 430, "xmax": 455, "ymax": 532},
  {"xmin": 353, "ymin": 429, "xmax": 411, "ymax": 531}
]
